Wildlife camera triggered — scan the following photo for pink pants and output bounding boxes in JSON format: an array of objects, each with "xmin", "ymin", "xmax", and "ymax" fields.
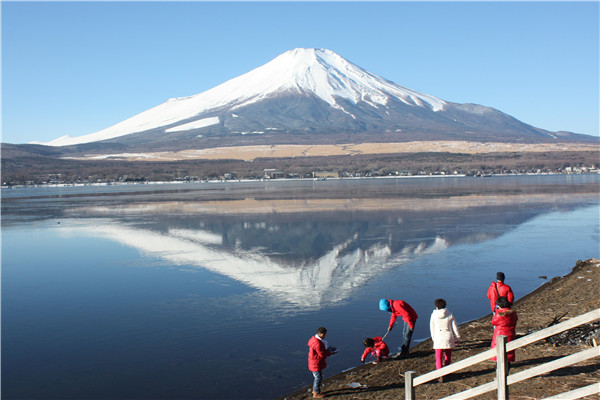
[{"xmin": 435, "ymin": 349, "xmax": 452, "ymax": 369}]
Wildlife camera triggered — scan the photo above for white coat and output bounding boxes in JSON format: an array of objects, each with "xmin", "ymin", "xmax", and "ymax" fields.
[{"xmin": 430, "ymin": 308, "xmax": 461, "ymax": 349}]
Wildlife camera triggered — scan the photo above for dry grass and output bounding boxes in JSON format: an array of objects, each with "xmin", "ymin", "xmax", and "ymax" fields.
[{"xmin": 64, "ymin": 141, "xmax": 600, "ymax": 162}]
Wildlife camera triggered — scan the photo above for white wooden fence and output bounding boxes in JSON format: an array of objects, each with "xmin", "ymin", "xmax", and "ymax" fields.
[{"xmin": 404, "ymin": 308, "xmax": 600, "ymax": 400}]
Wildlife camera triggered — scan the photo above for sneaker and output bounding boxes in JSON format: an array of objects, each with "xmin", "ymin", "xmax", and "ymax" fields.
[{"xmin": 312, "ymin": 392, "xmax": 325, "ymax": 398}]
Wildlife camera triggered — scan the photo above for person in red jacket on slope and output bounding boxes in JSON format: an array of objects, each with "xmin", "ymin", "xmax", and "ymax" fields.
[
  {"xmin": 487, "ymin": 272, "xmax": 515, "ymax": 312},
  {"xmin": 360, "ymin": 336, "xmax": 390, "ymax": 363},
  {"xmin": 490, "ymin": 296, "xmax": 518, "ymax": 368},
  {"xmin": 379, "ymin": 298, "xmax": 418, "ymax": 357},
  {"xmin": 307, "ymin": 327, "xmax": 337, "ymax": 398}
]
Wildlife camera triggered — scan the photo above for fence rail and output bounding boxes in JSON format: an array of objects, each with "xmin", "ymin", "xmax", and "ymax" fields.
[
  {"xmin": 542, "ymin": 383, "xmax": 600, "ymax": 400},
  {"xmin": 404, "ymin": 308, "xmax": 600, "ymax": 400}
]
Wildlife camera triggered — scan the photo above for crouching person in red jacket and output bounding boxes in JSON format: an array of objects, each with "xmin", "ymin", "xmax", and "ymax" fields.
[
  {"xmin": 361, "ymin": 336, "xmax": 390, "ymax": 363},
  {"xmin": 308, "ymin": 327, "xmax": 337, "ymax": 398}
]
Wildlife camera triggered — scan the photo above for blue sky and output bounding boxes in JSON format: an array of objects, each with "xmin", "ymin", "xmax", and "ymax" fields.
[{"xmin": 2, "ymin": 1, "xmax": 599, "ymax": 144}]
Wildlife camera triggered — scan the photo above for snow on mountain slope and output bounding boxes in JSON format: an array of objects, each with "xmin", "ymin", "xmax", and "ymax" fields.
[{"xmin": 37, "ymin": 48, "xmax": 447, "ymax": 146}]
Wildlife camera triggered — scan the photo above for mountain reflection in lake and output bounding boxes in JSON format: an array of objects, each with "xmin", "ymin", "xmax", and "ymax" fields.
[{"xmin": 2, "ymin": 175, "xmax": 599, "ymax": 399}]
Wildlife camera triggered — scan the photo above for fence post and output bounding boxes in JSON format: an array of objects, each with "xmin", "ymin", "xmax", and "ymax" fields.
[
  {"xmin": 405, "ymin": 370, "xmax": 415, "ymax": 400},
  {"xmin": 496, "ymin": 335, "xmax": 508, "ymax": 400}
]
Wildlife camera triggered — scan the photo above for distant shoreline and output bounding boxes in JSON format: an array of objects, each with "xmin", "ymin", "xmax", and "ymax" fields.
[
  {"xmin": 2, "ymin": 170, "xmax": 599, "ymax": 190},
  {"xmin": 3, "ymin": 140, "xmax": 598, "ymax": 187}
]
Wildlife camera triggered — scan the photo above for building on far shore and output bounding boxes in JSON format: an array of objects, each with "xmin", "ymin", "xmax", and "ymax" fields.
[
  {"xmin": 263, "ymin": 169, "xmax": 285, "ymax": 179},
  {"xmin": 312, "ymin": 171, "xmax": 339, "ymax": 179}
]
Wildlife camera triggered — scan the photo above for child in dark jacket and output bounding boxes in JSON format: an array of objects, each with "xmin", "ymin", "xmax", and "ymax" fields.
[{"xmin": 360, "ymin": 336, "xmax": 390, "ymax": 363}]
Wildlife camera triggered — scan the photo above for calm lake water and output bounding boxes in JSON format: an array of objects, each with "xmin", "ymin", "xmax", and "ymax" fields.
[{"xmin": 2, "ymin": 175, "xmax": 599, "ymax": 400}]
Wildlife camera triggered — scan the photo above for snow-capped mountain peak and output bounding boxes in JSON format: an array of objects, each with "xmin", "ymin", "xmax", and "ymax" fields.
[
  {"xmin": 218, "ymin": 47, "xmax": 446, "ymax": 111},
  {"xmin": 37, "ymin": 48, "xmax": 447, "ymax": 146},
  {"xmin": 33, "ymin": 48, "xmax": 566, "ymax": 148}
]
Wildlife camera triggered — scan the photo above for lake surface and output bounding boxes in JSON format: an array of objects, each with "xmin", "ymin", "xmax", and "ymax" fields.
[{"xmin": 2, "ymin": 175, "xmax": 599, "ymax": 399}]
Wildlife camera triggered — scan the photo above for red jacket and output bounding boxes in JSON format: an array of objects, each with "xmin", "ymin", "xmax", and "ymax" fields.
[
  {"xmin": 491, "ymin": 307, "xmax": 518, "ymax": 362},
  {"xmin": 487, "ymin": 281, "xmax": 515, "ymax": 311},
  {"xmin": 308, "ymin": 335, "xmax": 332, "ymax": 372},
  {"xmin": 389, "ymin": 299, "xmax": 418, "ymax": 329},
  {"xmin": 361, "ymin": 336, "xmax": 390, "ymax": 362}
]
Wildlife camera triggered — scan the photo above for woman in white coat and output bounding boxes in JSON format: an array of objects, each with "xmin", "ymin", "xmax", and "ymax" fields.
[{"xmin": 430, "ymin": 298, "xmax": 461, "ymax": 381}]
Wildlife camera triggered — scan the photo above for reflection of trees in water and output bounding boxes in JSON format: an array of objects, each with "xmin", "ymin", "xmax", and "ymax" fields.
[{"xmin": 144, "ymin": 203, "xmax": 582, "ymax": 267}]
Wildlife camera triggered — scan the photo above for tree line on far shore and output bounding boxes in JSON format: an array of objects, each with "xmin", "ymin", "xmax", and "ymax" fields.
[{"xmin": 2, "ymin": 150, "xmax": 598, "ymax": 186}]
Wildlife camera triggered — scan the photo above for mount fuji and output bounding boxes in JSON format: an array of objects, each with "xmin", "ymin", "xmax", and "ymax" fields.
[{"xmin": 37, "ymin": 48, "xmax": 592, "ymax": 151}]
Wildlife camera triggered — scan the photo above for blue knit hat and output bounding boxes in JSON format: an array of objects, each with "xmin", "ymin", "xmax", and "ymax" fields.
[{"xmin": 379, "ymin": 298, "xmax": 391, "ymax": 312}]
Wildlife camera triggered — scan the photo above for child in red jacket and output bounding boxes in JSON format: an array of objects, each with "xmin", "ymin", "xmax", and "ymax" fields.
[
  {"xmin": 361, "ymin": 336, "xmax": 390, "ymax": 363},
  {"xmin": 491, "ymin": 297, "xmax": 518, "ymax": 364},
  {"xmin": 307, "ymin": 327, "xmax": 337, "ymax": 398}
]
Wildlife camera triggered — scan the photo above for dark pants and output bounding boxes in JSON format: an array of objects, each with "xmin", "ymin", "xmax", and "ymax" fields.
[
  {"xmin": 400, "ymin": 322, "xmax": 415, "ymax": 356},
  {"xmin": 312, "ymin": 370, "xmax": 323, "ymax": 393}
]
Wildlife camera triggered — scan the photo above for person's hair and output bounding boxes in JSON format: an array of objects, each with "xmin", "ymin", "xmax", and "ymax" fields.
[
  {"xmin": 363, "ymin": 338, "xmax": 375, "ymax": 348},
  {"xmin": 496, "ymin": 296, "xmax": 512, "ymax": 309},
  {"xmin": 434, "ymin": 298, "xmax": 446, "ymax": 309},
  {"xmin": 316, "ymin": 327, "xmax": 327, "ymax": 335}
]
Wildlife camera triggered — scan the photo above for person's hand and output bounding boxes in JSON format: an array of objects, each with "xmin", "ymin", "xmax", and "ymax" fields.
[
  {"xmin": 360, "ymin": 358, "xmax": 365, "ymax": 363},
  {"xmin": 387, "ymin": 326, "xmax": 393, "ymax": 332}
]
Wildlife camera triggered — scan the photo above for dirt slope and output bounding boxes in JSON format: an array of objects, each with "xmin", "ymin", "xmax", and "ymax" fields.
[{"xmin": 279, "ymin": 258, "xmax": 600, "ymax": 400}]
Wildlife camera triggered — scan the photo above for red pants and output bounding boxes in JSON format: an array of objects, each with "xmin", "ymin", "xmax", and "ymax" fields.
[{"xmin": 435, "ymin": 349, "xmax": 452, "ymax": 369}]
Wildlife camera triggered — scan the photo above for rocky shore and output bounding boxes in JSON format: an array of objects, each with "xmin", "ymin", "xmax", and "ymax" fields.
[{"xmin": 279, "ymin": 258, "xmax": 600, "ymax": 400}]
